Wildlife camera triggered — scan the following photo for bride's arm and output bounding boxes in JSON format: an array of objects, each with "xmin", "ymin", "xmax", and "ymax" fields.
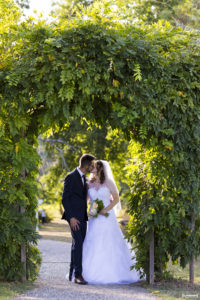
[
  {"xmin": 100, "ymin": 180, "xmax": 119, "ymax": 215},
  {"xmin": 87, "ymin": 193, "xmax": 90, "ymax": 202}
]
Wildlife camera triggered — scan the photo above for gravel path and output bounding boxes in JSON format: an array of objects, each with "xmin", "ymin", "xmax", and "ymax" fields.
[{"xmin": 13, "ymin": 240, "xmax": 158, "ymax": 300}]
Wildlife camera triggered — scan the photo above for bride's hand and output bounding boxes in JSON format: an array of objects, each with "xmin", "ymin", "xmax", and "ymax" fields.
[{"xmin": 100, "ymin": 209, "xmax": 107, "ymax": 215}]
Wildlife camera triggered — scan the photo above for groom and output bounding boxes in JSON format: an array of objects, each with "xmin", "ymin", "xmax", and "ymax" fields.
[{"xmin": 62, "ymin": 154, "xmax": 95, "ymax": 284}]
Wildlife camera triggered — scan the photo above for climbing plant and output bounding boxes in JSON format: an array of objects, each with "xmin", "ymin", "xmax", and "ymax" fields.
[
  {"xmin": 0, "ymin": 0, "xmax": 200, "ymax": 281},
  {"xmin": 37, "ymin": 120, "xmax": 128, "ymax": 206}
]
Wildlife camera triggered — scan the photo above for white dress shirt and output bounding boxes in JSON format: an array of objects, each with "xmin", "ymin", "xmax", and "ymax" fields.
[{"xmin": 77, "ymin": 167, "xmax": 85, "ymax": 186}]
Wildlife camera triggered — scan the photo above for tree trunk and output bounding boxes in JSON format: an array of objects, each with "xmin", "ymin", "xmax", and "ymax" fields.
[
  {"xmin": 189, "ymin": 255, "xmax": 194, "ymax": 285},
  {"xmin": 20, "ymin": 212, "xmax": 26, "ymax": 281}
]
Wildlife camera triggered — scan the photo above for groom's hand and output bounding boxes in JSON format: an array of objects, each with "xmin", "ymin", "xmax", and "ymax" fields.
[{"xmin": 70, "ymin": 218, "xmax": 80, "ymax": 231}]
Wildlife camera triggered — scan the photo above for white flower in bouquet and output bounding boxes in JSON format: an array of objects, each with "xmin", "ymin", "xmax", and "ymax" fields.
[
  {"xmin": 90, "ymin": 207, "xmax": 97, "ymax": 216},
  {"xmin": 88, "ymin": 198, "xmax": 109, "ymax": 218}
]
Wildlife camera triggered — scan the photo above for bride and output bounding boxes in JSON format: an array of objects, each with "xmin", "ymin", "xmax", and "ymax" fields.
[{"xmin": 82, "ymin": 160, "xmax": 141, "ymax": 284}]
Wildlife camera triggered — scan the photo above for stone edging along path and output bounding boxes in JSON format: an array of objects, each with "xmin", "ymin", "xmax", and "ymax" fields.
[{"xmin": 13, "ymin": 240, "xmax": 158, "ymax": 300}]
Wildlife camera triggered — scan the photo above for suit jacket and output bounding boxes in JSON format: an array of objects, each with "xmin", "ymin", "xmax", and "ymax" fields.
[{"xmin": 61, "ymin": 168, "xmax": 88, "ymax": 223}]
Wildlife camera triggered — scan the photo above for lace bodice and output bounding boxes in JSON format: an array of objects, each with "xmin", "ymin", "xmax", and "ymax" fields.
[{"xmin": 88, "ymin": 182, "xmax": 111, "ymax": 207}]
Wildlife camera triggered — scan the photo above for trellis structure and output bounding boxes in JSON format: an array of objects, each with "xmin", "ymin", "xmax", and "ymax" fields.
[{"xmin": 0, "ymin": 18, "xmax": 200, "ymax": 282}]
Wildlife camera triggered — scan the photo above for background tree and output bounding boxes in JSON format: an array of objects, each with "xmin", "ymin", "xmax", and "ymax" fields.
[
  {"xmin": 0, "ymin": 0, "xmax": 21, "ymax": 69},
  {"xmin": 52, "ymin": 0, "xmax": 94, "ymax": 19},
  {"xmin": 133, "ymin": 0, "xmax": 200, "ymax": 29},
  {"xmin": 53, "ymin": 0, "xmax": 199, "ymax": 29},
  {"xmin": 37, "ymin": 119, "xmax": 129, "ymax": 207},
  {"xmin": 15, "ymin": 0, "xmax": 29, "ymax": 9}
]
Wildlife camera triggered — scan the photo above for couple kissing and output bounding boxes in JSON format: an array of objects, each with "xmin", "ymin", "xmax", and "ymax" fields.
[{"xmin": 62, "ymin": 154, "xmax": 140, "ymax": 285}]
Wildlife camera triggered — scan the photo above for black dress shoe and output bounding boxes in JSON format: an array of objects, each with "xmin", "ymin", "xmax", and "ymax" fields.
[
  {"xmin": 69, "ymin": 274, "xmax": 72, "ymax": 281},
  {"xmin": 74, "ymin": 275, "xmax": 88, "ymax": 285}
]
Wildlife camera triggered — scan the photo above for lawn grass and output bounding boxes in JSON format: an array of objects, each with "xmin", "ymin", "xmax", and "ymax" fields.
[
  {"xmin": 117, "ymin": 209, "xmax": 200, "ymax": 299},
  {"xmin": 39, "ymin": 218, "xmax": 71, "ymax": 242},
  {"xmin": 144, "ymin": 258, "xmax": 200, "ymax": 299},
  {"xmin": 0, "ymin": 281, "xmax": 34, "ymax": 300},
  {"xmin": 145, "ymin": 280, "xmax": 200, "ymax": 299},
  {"xmin": 167, "ymin": 259, "xmax": 200, "ymax": 284},
  {"xmin": 38, "ymin": 202, "xmax": 72, "ymax": 242},
  {"xmin": 39, "ymin": 202, "xmax": 62, "ymax": 221}
]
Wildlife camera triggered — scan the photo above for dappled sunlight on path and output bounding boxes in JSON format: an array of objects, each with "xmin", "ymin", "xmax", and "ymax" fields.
[
  {"xmin": 13, "ymin": 237, "xmax": 157, "ymax": 299},
  {"xmin": 38, "ymin": 219, "xmax": 72, "ymax": 242}
]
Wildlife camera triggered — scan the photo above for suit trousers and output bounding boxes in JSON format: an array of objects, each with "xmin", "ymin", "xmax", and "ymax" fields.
[{"xmin": 69, "ymin": 221, "xmax": 87, "ymax": 277}]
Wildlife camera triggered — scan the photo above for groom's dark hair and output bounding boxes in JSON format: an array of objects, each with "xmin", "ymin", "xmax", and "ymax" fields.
[{"xmin": 79, "ymin": 154, "xmax": 95, "ymax": 168}]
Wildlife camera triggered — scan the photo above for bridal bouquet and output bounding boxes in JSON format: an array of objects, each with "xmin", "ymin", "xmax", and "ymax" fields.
[{"xmin": 88, "ymin": 198, "xmax": 109, "ymax": 218}]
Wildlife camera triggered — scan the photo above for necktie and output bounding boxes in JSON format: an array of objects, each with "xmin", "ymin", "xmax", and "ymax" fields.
[{"xmin": 82, "ymin": 174, "xmax": 86, "ymax": 186}]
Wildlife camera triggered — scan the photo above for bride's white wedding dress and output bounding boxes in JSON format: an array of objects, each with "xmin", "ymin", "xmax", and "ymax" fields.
[{"xmin": 82, "ymin": 182, "xmax": 141, "ymax": 284}]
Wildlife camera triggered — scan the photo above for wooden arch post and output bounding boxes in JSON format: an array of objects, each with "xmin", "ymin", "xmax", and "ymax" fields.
[
  {"xmin": 149, "ymin": 228, "xmax": 154, "ymax": 284},
  {"xmin": 20, "ymin": 131, "xmax": 26, "ymax": 281},
  {"xmin": 189, "ymin": 212, "xmax": 195, "ymax": 285}
]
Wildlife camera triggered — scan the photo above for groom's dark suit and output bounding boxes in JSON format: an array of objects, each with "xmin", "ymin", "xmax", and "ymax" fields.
[{"xmin": 62, "ymin": 168, "xmax": 88, "ymax": 278}]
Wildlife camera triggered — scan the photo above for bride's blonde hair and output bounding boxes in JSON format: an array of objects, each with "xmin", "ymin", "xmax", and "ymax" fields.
[{"xmin": 90, "ymin": 160, "xmax": 105, "ymax": 184}]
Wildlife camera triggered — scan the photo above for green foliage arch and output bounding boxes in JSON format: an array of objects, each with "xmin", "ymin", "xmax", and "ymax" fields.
[{"xmin": 0, "ymin": 16, "xmax": 200, "ymax": 280}]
